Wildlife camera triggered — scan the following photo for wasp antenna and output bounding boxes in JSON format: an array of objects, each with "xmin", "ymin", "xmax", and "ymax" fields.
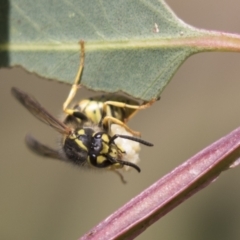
[
  {"xmin": 109, "ymin": 156, "xmax": 141, "ymax": 172},
  {"xmin": 110, "ymin": 134, "xmax": 153, "ymax": 147},
  {"xmin": 118, "ymin": 159, "xmax": 141, "ymax": 172}
]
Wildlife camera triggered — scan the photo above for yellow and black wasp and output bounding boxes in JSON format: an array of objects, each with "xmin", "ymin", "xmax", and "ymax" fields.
[{"xmin": 11, "ymin": 41, "xmax": 155, "ymax": 183}]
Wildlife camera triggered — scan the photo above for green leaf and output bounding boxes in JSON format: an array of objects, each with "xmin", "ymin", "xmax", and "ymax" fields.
[{"xmin": 1, "ymin": 0, "xmax": 240, "ymax": 100}]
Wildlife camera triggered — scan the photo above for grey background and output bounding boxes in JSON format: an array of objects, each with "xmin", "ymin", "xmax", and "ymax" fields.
[{"xmin": 1, "ymin": 1, "xmax": 240, "ymax": 239}]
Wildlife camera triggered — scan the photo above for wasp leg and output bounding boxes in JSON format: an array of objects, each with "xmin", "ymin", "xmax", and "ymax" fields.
[
  {"xmin": 63, "ymin": 40, "xmax": 85, "ymax": 115},
  {"xmin": 112, "ymin": 170, "xmax": 127, "ymax": 184},
  {"xmin": 102, "ymin": 98, "xmax": 156, "ymax": 122},
  {"xmin": 102, "ymin": 116, "xmax": 141, "ymax": 137}
]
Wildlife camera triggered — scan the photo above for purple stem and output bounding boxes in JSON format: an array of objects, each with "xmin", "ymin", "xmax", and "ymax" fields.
[{"xmin": 80, "ymin": 126, "xmax": 240, "ymax": 240}]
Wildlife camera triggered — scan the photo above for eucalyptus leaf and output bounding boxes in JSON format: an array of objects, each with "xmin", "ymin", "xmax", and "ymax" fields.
[{"xmin": 1, "ymin": 0, "xmax": 240, "ymax": 100}]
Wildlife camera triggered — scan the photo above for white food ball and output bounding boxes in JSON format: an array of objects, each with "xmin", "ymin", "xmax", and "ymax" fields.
[{"xmin": 111, "ymin": 124, "xmax": 141, "ymax": 171}]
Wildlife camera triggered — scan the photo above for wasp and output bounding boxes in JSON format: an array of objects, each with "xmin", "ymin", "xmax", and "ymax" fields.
[{"xmin": 11, "ymin": 41, "xmax": 154, "ymax": 183}]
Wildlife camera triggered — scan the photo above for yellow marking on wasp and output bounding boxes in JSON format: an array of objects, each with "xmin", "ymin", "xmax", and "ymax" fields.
[
  {"xmin": 109, "ymin": 148, "xmax": 118, "ymax": 157},
  {"xmin": 101, "ymin": 142, "xmax": 109, "ymax": 155},
  {"xmin": 77, "ymin": 129, "xmax": 85, "ymax": 135},
  {"xmin": 74, "ymin": 138, "xmax": 88, "ymax": 151},
  {"xmin": 97, "ymin": 155, "xmax": 106, "ymax": 164},
  {"xmin": 101, "ymin": 133, "xmax": 109, "ymax": 143},
  {"xmin": 82, "ymin": 101, "xmax": 103, "ymax": 123},
  {"xmin": 64, "ymin": 108, "xmax": 75, "ymax": 115},
  {"xmin": 71, "ymin": 129, "xmax": 88, "ymax": 151}
]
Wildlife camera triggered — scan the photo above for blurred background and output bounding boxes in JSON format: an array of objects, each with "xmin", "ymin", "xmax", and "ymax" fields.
[{"xmin": 1, "ymin": 1, "xmax": 240, "ymax": 239}]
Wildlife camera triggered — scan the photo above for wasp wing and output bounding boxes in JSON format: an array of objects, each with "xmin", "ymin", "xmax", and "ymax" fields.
[
  {"xmin": 25, "ymin": 134, "xmax": 65, "ymax": 161},
  {"xmin": 11, "ymin": 87, "xmax": 72, "ymax": 135}
]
